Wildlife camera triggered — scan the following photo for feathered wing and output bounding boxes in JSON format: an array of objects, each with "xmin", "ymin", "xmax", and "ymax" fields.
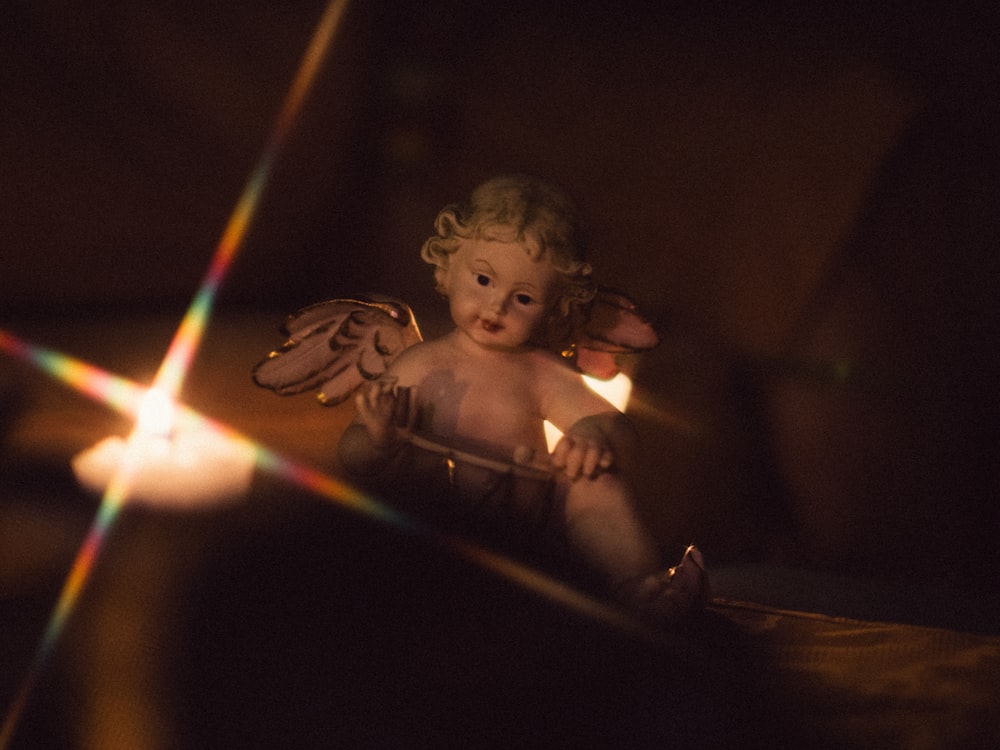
[
  {"xmin": 566, "ymin": 288, "xmax": 660, "ymax": 380},
  {"xmin": 253, "ymin": 297, "xmax": 422, "ymax": 406}
]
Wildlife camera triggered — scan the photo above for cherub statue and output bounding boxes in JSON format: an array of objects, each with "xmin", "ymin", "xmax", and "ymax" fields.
[{"xmin": 254, "ymin": 175, "xmax": 706, "ymax": 624}]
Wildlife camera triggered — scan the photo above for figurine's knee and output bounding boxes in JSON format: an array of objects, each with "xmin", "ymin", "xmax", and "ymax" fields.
[{"xmin": 561, "ymin": 470, "xmax": 635, "ymax": 518}]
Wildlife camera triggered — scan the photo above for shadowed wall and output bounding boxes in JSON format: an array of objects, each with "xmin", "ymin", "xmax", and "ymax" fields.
[{"xmin": 3, "ymin": 0, "xmax": 998, "ymax": 585}]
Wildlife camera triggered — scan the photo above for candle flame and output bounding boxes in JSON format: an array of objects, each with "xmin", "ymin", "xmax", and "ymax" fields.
[
  {"xmin": 135, "ymin": 387, "xmax": 175, "ymax": 438},
  {"xmin": 584, "ymin": 371, "xmax": 634, "ymax": 411},
  {"xmin": 544, "ymin": 372, "xmax": 634, "ymax": 452},
  {"xmin": 0, "ymin": 2, "xmax": 358, "ymax": 744},
  {"xmin": 0, "ymin": 330, "xmax": 662, "ymax": 750}
]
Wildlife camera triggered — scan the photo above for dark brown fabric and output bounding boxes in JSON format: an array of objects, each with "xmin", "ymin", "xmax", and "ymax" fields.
[{"xmin": 712, "ymin": 599, "xmax": 1000, "ymax": 748}]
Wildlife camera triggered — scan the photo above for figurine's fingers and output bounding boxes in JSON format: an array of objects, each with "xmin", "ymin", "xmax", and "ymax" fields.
[
  {"xmin": 393, "ymin": 385, "xmax": 410, "ymax": 428},
  {"xmin": 403, "ymin": 387, "xmax": 419, "ymax": 432},
  {"xmin": 375, "ymin": 380, "xmax": 400, "ymax": 413},
  {"xmin": 375, "ymin": 378, "xmax": 394, "ymax": 403},
  {"xmin": 356, "ymin": 382, "xmax": 378, "ymax": 412},
  {"xmin": 357, "ymin": 381, "xmax": 398, "ymax": 427},
  {"xmin": 354, "ymin": 388, "xmax": 368, "ymax": 414},
  {"xmin": 580, "ymin": 445, "xmax": 605, "ymax": 478},
  {"xmin": 588, "ymin": 446, "xmax": 615, "ymax": 477},
  {"xmin": 562, "ymin": 442, "xmax": 585, "ymax": 479},
  {"xmin": 549, "ymin": 437, "xmax": 569, "ymax": 470},
  {"xmin": 353, "ymin": 390, "xmax": 384, "ymax": 436}
]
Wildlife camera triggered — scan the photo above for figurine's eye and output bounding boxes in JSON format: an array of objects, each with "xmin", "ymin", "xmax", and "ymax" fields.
[
  {"xmin": 475, "ymin": 274, "xmax": 490, "ymax": 287},
  {"xmin": 514, "ymin": 293, "xmax": 535, "ymax": 306}
]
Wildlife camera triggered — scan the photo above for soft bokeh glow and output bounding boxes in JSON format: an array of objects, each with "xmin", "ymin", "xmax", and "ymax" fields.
[
  {"xmin": 151, "ymin": 0, "xmax": 351, "ymax": 402},
  {"xmin": 0, "ymin": 329, "xmax": 657, "ymax": 746},
  {"xmin": 585, "ymin": 371, "xmax": 634, "ymax": 410},
  {"xmin": 0, "ymin": 329, "xmax": 147, "ymax": 418},
  {"xmin": 136, "ymin": 387, "xmax": 174, "ymax": 437},
  {"xmin": 72, "ymin": 431, "xmax": 256, "ymax": 507},
  {"xmin": 0, "ymin": 2, "xmax": 352, "ymax": 745},
  {"xmin": 544, "ymin": 372, "xmax": 634, "ymax": 451},
  {"xmin": 1, "ymin": 328, "xmax": 650, "ymax": 629}
]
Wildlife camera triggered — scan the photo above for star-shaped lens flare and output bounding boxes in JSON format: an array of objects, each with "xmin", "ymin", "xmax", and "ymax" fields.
[
  {"xmin": 0, "ymin": 0, "xmax": 351, "ymax": 744},
  {"xmin": 0, "ymin": 329, "xmax": 655, "ymax": 746},
  {"xmin": 0, "ymin": 0, "xmax": 673, "ymax": 742}
]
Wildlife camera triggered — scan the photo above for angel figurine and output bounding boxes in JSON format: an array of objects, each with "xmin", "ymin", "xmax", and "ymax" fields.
[{"xmin": 254, "ymin": 175, "xmax": 707, "ymax": 624}]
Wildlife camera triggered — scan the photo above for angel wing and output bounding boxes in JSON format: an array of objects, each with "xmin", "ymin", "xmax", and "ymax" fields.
[
  {"xmin": 253, "ymin": 296, "xmax": 422, "ymax": 406},
  {"xmin": 564, "ymin": 288, "xmax": 660, "ymax": 380}
]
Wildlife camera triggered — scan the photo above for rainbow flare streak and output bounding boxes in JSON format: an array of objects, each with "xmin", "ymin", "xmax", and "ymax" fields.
[
  {"xmin": 153, "ymin": 0, "xmax": 350, "ymax": 400},
  {"xmin": 0, "ymin": 331, "xmax": 653, "ymax": 723},
  {"xmin": 0, "ymin": 332, "xmax": 150, "ymax": 747},
  {"xmin": 1, "ymin": 326, "xmax": 648, "ymax": 634},
  {"xmin": 0, "ymin": 1, "xmax": 351, "ymax": 745},
  {"xmin": 0, "ymin": 0, "xmax": 676, "ymax": 741},
  {"xmin": 0, "ymin": 330, "xmax": 147, "ymax": 418}
]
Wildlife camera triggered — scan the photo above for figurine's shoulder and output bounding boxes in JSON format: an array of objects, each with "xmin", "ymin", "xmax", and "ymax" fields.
[
  {"xmin": 522, "ymin": 344, "xmax": 577, "ymax": 375},
  {"xmin": 383, "ymin": 334, "xmax": 456, "ymax": 376}
]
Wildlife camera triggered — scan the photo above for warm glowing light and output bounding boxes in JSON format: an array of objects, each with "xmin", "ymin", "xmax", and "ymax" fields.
[
  {"xmin": 136, "ymin": 387, "xmax": 174, "ymax": 437},
  {"xmin": 72, "ymin": 430, "xmax": 256, "ymax": 508},
  {"xmin": 0, "ymin": 2, "xmax": 353, "ymax": 744},
  {"xmin": 584, "ymin": 371, "xmax": 634, "ymax": 411},
  {"xmin": 0, "ymin": 329, "xmax": 654, "ymax": 626},
  {"xmin": 0, "ymin": 329, "xmax": 147, "ymax": 418},
  {"xmin": 544, "ymin": 372, "xmax": 634, "ymax": 452},
  {"xmin": 150, "ymin": 0, "xmax": 352, "ymax": 402}
]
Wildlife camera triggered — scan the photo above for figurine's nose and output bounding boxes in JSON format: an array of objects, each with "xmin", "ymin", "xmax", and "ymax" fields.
[{"xmin": 487, "ymin": 291, "xmax": 507, "ymax": 315}]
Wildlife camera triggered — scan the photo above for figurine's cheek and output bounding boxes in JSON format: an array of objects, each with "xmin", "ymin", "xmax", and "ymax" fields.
[
  {"xmin": 450, "ymin": 295, "xmax": 479, "ymax": 323},
  {"xmin": 470, "ymin": 284, "xmax": 490, "ymax": 304},
  {"xmin": 514, "ymin": 307, "xmax": 544, "ymax": 329}
]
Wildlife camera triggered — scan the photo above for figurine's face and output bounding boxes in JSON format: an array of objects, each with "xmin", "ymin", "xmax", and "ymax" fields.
[{"xmin": 443, "ymin": 236, "xmax": 557, "ymax": 350}]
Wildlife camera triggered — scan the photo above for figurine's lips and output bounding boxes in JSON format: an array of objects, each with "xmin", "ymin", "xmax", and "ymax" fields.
[{"xmin": 480, "ymin": 319, "xmax": 503, "ymax": 333}]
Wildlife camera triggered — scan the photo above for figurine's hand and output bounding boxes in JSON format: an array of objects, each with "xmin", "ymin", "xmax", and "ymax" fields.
[
  {"xmin": 354, "ymin": 380, "xmax": 415, "ymax": 450},
  {"xmin": 550, "ymin": 419, "xmax": 615, "ymax": 480}
]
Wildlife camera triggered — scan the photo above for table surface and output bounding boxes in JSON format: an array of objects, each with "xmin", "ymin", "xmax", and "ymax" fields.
[{"xmin": 3, "ymin": 311, "xmax": 999, "ymax": 749}]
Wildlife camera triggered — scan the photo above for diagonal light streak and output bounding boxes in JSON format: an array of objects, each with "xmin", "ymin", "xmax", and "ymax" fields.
[
  {"xmin": 0, "ymin": 329, "xmax": 148, "ymax": 417},
  {"xmin": 0, "ymin": 330, "xmax": 658, "ymax": 746},
  {"xmin": 0, "ymin": 1, "xmax": 352, "ymax": 745},
  {"xmin": 154, "ymin": 0, "xmax": 351, "ymax": 400},
  {"xmin": 0, "ymin": 327, "xmax": 652, "ymax": 634},
  {"xmin": 0, "ymin": 420, "xmax": 149, "ymax": 749}
]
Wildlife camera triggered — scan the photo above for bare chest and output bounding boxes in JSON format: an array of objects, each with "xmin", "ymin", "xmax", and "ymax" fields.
[{"xmin": 413, "ymin": 357, "xmax": 544, "ymax": 451}]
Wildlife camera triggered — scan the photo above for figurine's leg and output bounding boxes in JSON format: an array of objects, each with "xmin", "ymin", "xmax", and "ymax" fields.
[
  {"xmin": 560, "ymin": 472, "xmax": 661, "ymax": 586},
  {"xmin": 560, "ymin": 472, "xmax": 708, "ymax": 623}
]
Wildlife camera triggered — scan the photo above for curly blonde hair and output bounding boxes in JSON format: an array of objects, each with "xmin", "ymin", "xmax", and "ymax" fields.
[{"xmin": 421, "ymin": 175, "xmax": 596, "ymax": 345}]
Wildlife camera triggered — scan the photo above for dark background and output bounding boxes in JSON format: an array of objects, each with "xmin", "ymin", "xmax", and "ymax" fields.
[
  {"xmin": 2, "ymin": 2, "xmax": 999, "ymax": 744},
  {"xmin": 0, "ymin": 2, "xmax": 997, "ymax": 579},
  {"xmin": 0, "ymin": 0, "xmax": 1000, "ymax": 746},
  {"xmin": 5, "ymin": 0, "xmax": 997, "ymax": 581}
]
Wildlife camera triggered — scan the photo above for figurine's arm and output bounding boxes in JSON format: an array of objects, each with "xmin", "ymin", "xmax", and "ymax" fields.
[
  {"xmin": 550, "ymin": 410, "xmax": 638, "ymax": 479},
  {"xmin": 337, "ymin": 380, "xmax": 415, "ymax": 475},
  {"xmin": 535, "ymin": 351, "xmax": 638, "ymax": 479}
]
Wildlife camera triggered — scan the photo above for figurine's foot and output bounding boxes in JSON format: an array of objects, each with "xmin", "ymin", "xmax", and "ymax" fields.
[{"xmin": 628, "ymin": 545, "xmax": 710, "ymax": 625}]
